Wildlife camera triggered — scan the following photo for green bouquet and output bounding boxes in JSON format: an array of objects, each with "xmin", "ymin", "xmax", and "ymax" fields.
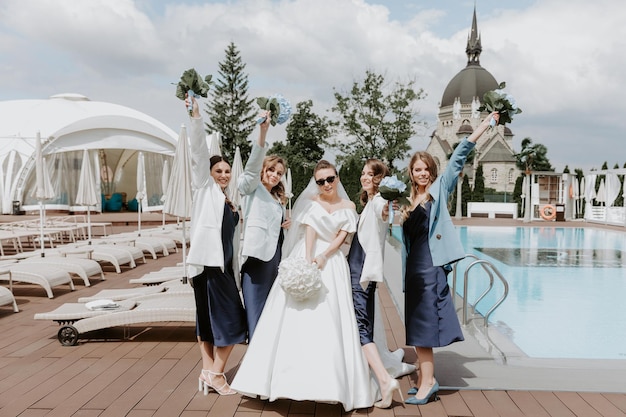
[
  {"xmin": 175, "ymin": 68, "xmax": 212, "ymax": 114},
  {"xmin": 478, "ymin": 81, "xmax": 522, "ymax": 126}
]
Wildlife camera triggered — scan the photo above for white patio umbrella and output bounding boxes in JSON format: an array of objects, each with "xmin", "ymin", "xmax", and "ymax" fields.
[
  {"xmin": 284, "ymin": 167, "xmax": 293, "ymax": 212},
  {"xmin": 208, "ymin": 132, "xmax": 222, "ymax": 157},
  {"xmin": 35, "ymin": 131, "xmax": 55, "ymax": 256},
  {"xmin": 227, "ymin": 146, "xmax": 243, "ymax": 210},
  {"xmin": 160, "ymin": 160, "xmax": 170, "ymax": 229},
  {"xmin": 164, "ymin": 125, "xmax": 193, "ymax": 283},
  {"xmin": 75, "ymin": 149, "xmax": 99, "ymax": 244},
  {"xmin": 136, "ymin": 152, "xmax": 147, "ymax": 236}
]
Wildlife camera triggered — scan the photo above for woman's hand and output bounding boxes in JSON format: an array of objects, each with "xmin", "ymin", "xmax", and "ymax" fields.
[
  {"xmin": 185, "ymin": 94, "xmax": 200, "ymax": 118},
  {"xmin": 281, "ymin": 218, "xmax": 291, "ymax": 230},
  {"xmin": 312, "ymin": 253, "xmax": 327, "ymax": 270},
  {"xmin": 382, "ymin": 199, "xmax": 400, "ymax": 221}
]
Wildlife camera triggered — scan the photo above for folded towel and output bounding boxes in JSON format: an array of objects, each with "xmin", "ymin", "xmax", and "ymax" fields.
[{"xmin": 85, "ymin": 299, "xmax": 120, "ymax": 311}]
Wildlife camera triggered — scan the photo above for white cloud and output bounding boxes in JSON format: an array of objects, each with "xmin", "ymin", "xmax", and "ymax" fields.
[{"xmin": 1, "ymin": 0, "xmax": 625, "ymax": 171}]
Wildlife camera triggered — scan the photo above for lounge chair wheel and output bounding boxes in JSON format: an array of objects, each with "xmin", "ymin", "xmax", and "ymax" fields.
[{"xmin": 58, "ymin": 325, "xmax": 79, "ymax": 346}]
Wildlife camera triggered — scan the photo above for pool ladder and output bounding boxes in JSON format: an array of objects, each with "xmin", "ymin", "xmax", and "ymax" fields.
[{"xmin": 451, "ymin": 254, "xmax": 509, "ymax": 327}]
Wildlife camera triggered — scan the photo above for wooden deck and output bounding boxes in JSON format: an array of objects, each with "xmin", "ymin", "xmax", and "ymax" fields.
[{"xmin": 0, "ymin": 216, "xmax": 625, "ymax": 416}]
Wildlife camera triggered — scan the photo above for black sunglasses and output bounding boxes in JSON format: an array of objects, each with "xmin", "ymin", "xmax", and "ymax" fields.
[{"xmin": 315, "ymin": 176, "xmax": 336, "ymax": 186}]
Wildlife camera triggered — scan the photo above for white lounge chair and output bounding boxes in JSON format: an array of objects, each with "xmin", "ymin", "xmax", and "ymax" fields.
[
  {"xmin": 34, "ymin": 292, "xmax": 195, "ymax": 345},
  {"xmin": 128, "ymin": 266, "xmax": 186, "ymax": 285},
  {"xmin": 0, "ymin": 262, "xmax": 74, "ymax": 298},
  {"xmin": 77, "ymin": 279, "xmax": 188, "ymax": 303},
  {"xmin": 22, "ymin": 256, "xmax": 105, "ymax": 286},
  {"xmin": 0, "ymin": 268, "xmax": 18, "ymax": 312},
  {"xmin": 0, "ymin": 286, "xmax": 18, "ymax": 312},
  {"xmin": 58, "ymin": 243, "xmax": 144, "ymax": 273}
]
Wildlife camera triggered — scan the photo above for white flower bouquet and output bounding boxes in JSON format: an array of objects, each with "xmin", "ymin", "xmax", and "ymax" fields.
[
  {"xmin": 277, "ymin": 257, "xmax": 322, "ymax": 301},
  {"xmin": 379, "ymin": 175, "xmax": 410, "ymax": 233}
]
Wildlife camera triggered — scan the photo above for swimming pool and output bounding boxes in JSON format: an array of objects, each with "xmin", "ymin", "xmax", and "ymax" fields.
[{"xmin": 393, "ymin": 226, "xmax": 626, "ymax": 360}]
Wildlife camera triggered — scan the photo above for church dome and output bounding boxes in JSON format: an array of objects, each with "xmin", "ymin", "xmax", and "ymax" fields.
[
  {"xmin": 504, "ymin": 126, "xmax": 513, "ymax": 136},
  {"xmin": 441, "ymin": 65, "xmax": 499, "ymax": 107}
]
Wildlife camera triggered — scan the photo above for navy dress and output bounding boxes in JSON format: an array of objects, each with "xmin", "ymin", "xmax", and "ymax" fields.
[
  {"xmin": 347, "ymin": 230, "xmax": 377, "ymax": 346},
  {"xmin": 403, "ymin": 202, "xmax": 464, "ymax": 347},
  {"xmin": 192, "ymin": 203, "xmax": 246, "ymax": 347},
  {"xmin": 241, "ymin": 226, "xmax": 284, "ymax": 340}
]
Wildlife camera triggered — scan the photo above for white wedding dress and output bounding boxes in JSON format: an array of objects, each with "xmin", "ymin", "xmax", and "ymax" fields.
[{"xmin": 231, "ymin": 202, "xmax": 378, "ymax": 411}]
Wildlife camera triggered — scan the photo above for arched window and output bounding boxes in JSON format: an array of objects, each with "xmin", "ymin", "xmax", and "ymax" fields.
[
  {"xmin": 490, "ymin": 168, "xmax": 498, "ymax": 183},
  {"xmin": 508, "ymin": 169, "xmax": 515, "ymax": 184}
]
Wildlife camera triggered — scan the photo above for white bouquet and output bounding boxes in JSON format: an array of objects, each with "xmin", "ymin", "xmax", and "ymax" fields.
[{"xmin": 277, "ymin": 257, "xmax": 322, "ymax": 301}]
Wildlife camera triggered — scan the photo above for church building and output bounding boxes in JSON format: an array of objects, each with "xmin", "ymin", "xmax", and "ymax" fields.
[{"xmin": 425, "ymin": 8, "xmax": 520, "ymax": 195}]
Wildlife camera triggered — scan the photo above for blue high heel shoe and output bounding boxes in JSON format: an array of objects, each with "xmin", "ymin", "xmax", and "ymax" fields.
[{"xmin": 405, "ymin": 381, "xmax": 439, "ymax": 405}]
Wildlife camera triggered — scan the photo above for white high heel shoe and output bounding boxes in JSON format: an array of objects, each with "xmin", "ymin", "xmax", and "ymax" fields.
[
  {"xmin": 374, "ymin": 378, "xmax": 404, "ymax": 408},
  {"xmin": 198, "ymin": 369, "xmax": 211, "ymax": 395}
]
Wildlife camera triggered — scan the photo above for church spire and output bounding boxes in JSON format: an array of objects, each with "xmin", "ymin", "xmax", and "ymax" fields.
[{"xmin": 465, "ymin": 5, "xmax": 482, "ymax": 66}]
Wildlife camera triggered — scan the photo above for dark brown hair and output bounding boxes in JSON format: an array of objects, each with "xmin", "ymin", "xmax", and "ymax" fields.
[
  {"xmin": 209, "ymin": 155, "xmax": 236, "ymax": 211},
  {"xmin": 314, "ymin": 159, "xmax": 337, "ymax": 175},
  {"xmin": 359, "ymin": 159, "xmax": 390, "ymax": 206}
]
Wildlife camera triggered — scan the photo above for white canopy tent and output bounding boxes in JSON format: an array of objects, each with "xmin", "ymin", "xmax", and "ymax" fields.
[{"xmin": 0, "ymin": 94, "xmax": 179, "ymax": 214}]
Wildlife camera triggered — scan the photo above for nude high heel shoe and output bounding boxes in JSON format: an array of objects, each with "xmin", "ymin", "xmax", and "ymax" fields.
[
  {"xmin": 198, "ymin": 369, "xmax": 211, "ymax": 395},
  {"xmin": 374, "ymin": 378, "xmax": 403, "ymax": 408}
]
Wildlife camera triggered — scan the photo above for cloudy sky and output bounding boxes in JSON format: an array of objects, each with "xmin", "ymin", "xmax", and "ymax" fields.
[{"xmin": 1, "ymin": 0, "xmax": 624, "ymax": 172}]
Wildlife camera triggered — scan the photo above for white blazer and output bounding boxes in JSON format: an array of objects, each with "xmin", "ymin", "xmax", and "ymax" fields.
[
  {"xmin": 356, "ymin": 194, "xmax": 388, "ymax": 289},
  {"xmin": 238, "ymin": 143, "xmax": 285, "ymax": 262},
  {"xmin": 186, "ymin": 117, "xmax": 240, "ymax": 281}
]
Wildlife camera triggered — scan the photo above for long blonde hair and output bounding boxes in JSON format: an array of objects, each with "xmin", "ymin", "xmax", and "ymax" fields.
[{"xmin": 400, "ymin": 151, "xmax": 437, "ymax": 222}]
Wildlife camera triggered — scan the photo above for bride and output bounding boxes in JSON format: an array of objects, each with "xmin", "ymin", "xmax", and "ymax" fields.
[{"xmin": 231, "ymin": 160, "xmax": 378, "ymax": 411}]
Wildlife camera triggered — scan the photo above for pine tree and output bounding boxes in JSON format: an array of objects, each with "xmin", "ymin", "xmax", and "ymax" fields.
[
  {"xmin": 206, "ymin": 42, "xmax": 255, "ymax": 162},
  {"xmin": 472, "ymin": 164, "xmax": 485, "ymax": 202}
]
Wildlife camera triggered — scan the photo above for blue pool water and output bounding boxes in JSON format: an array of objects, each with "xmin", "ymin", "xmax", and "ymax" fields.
[{"xmin": 392, "ymin": 226, "xmax": 626, "ymax": 360}]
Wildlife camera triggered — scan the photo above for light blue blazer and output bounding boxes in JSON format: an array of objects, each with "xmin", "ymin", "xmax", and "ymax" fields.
[
  {"xmin": 238, "ymin": 143, "xmax": 285, "ymax": 262},
  {"xmin": 402, "ymin": 138, "xmax": 475, "ymax": 274}
]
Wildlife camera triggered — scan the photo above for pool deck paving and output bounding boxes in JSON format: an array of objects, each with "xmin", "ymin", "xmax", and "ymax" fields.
[{"xmin": 0, "ymin": 211, "xmax": 625, "ymax": 416}]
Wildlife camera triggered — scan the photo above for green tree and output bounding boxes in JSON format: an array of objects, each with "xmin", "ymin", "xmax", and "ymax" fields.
[
  {"xmin": 206, "ymin": 42, "xmax": 255, "ymax": 162},
  {"xmin": 330, "ymin": 70, "xmax": 426, "ymax": 172},
  {"xmin": 514, "ymin": 137, "xmax": 553, "ymax": 174},
  {"xmin": 461, "ymin": 175, "xmax": 472, "ymax": 216},
  {"xmin": 472, "ymin": 164, "xmax": 485, "ymax": 201},
  {"xmin": 338, "ymin": 155, "xmax": 363, "ymax": 209},
  {"xmin": 267, "ymin": 100, "xmax": 329, "ymax": 199}
]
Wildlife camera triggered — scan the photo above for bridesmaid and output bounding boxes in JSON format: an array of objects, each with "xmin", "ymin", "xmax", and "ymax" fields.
[
  {"xmin": 238, "ymin": 112, "xmax": 290, "ymax": 340},
  {"xmin": 186, "ymin": 96, "xmax": 247, "ymax": 396},
  {"xmin": 347, "ymin": 158, "xmax": 403, "ymax": 409},
  {"xmin": 401, "ymin": 111, "xmax": 499, "ymax": 405}
]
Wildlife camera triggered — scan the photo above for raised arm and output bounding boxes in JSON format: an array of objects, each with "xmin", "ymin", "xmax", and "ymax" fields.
[
  {"xmin": 238, "ymin": 110, "xmax": 271, "ymax": 195},
  {"xmin": 467, "ymin": 111, "xmax": 499, "ymax": 144},
  {"xmin": 186, "ymin": 96, "xmax": 211, "ymax": 189}
]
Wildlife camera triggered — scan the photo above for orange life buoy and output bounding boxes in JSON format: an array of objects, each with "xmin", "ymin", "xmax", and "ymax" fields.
[{"xmin": 540, "ymin": 204, "xmax": 557, "ymax": 221}]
